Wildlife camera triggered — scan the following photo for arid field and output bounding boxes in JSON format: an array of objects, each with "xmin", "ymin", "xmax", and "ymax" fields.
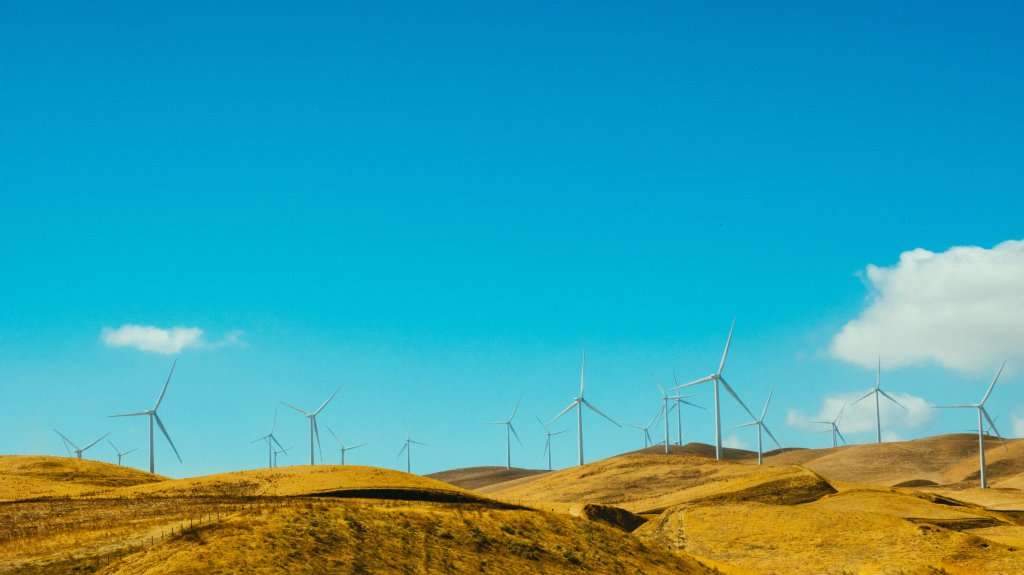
[{"xmin": 3, "ymin": 434, "xmax": 1024, "ymax": 574}]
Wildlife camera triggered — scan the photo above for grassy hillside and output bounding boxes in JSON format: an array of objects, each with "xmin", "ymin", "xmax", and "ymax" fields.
[
  {"xmin": 0, "ymin": 455, "xmax": 164, "ymax": 501},
  {"xmin": 427, "ymin": 466, "xmax": 549, "ymax": 490}
]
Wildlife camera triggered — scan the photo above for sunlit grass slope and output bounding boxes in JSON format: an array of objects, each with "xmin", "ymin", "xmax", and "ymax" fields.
[
  {"xmin": 0, "ymin": 455, "xmax": 164, "ymax": 500},
  {"xmin": 490, "ymin": 450, "xmax": 835, "ymax": 514},
  {"xmin": 93, "ymin": 500, "xmax": 716, "ymax": 575}
]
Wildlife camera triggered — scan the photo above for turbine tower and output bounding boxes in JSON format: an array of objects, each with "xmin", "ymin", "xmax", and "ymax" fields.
[
  {"xmin": 398, "ymin": 429, "xmax": 427, "ymax": 474},
  {"xmin": 674, "ymin": 319, "xmax": 757, "ymax": 460},
  {"xmin": 536, "ymin": 416, "xmax": 568, "ymax": 471},
  {"xmin": 55, "ymin": 430, "xmax": 109, "ymax": 460},
  {"xmin": 273, "ymin": 446, "xmax": 292, "ymax": 468},
  {"xmin": 551, "ymin": 351, "xmax": 621, "ymax": 466},
  {"xmin": 106, "ymin": 439, "xmax": 137, "ymax": 466},
  {"xmin": 490, "ymin": 400, "xmax": 522, "ymax": 469},
  {"xmin": 732, "ymin": 385, "xmax": 783, "ymax": 464},
  {"xmin": 851, "ymin": 357, "xmax": 906, "ymax": 443},
  {"xmin": 109, "ymin": 360, "xmax": 182, "ymax": 473},
  {"xmin": 281, "ymin": 387, "xmax": 340, "ymax": 465},
  {"xmin": 815, "ymin": 405, "xmax": 847, "ymax": 448},
  {"xmin": 327, "ymin": 426, "xmax": 367, "ymax": 465},
  {"xmin": 252, "ymin": 410, "xmax": 285, "ymax": 468},
  {"xmin": 934, "ymin": 362, "xmax": 1008, "ymax": 489}
]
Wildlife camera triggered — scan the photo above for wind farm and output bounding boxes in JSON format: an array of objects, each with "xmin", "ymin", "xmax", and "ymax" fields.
[{"xmin": 6, "ymin": 2, "xmax": 1024, "ymax": 573}]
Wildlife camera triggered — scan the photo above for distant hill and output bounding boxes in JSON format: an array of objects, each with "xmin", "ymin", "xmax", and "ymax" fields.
[
  {"xmin": 0, "ymin": 455, "xmax": 164, "ymax": 501},
  {"xmin": 427, "ymin": 466, "xmax": 549, "ymax": 490}
]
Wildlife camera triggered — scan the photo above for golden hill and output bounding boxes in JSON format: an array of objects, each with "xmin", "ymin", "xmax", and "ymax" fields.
[
  {"xmin": 427, "ymin": 466, "xmax": 549, "ymax": 491},
  {"xmin": 766, "ymin": 434, "xmax": 1024, "ymax": 487},
  {"xmin": 489, "ymin": 450, "xmax": 835, "ymax": 515},
  {"xmin": 1, "ymin": 459, "xmax": 717, "ymax": 575},
  {"xmin": 0, "ymin": 455, "xmax": 164, "ymax": 500}
]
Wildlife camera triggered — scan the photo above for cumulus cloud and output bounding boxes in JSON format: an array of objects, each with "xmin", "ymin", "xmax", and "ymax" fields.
[
  {"xmin": 722, "ymin": 433, "xmax": 750, "ymax": 451},
  {"xmin": 787, "ymin": 391, "xmax": 934, "ymax": 436},
  {"xmin": 102, "ymin": 324, "xmax": 243, "ymax": 354},
  {"xmin": 830, "ymin": 240, "xmax": 1024, "ymax": 376}
]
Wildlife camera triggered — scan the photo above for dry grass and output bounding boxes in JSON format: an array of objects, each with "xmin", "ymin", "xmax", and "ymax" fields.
[
  {"xmin": 0, "ymin": 456, "xmax": 163, "ymax": 501},
  {"xmin": 427, "ymin": 466, "xmax": 549, "ymax": 491}
]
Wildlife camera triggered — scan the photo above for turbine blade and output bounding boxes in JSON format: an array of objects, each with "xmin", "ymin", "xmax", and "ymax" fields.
[
  {"xmin": 542, "ymin": 438, "xmax": 550, "ymax": 458},
  {"xmin": 397, "ymin": 443, "xmax": 407, "ymax": 457},
  {"xmin": 314, "ymin": 419, "xmax": 323, "ymax": 461},
  {"xmin": 348, "ymin": 443, "xmax": 368, "ymax": 450},
  {"xmin": 681, "ymin": 401, "xmax": 705, "ymax": 409},
  {"xmin": 107, "ymin": 439, "xmax": 119, "ymax": 453},
  {"xmin": 876, "ymin": 356, "xmax": 881, "ymax": 390},
  {"xmin": 510, "ymin": 423, "xmax": 523, "ymax": 447},
  {"xmin": 851, "ymin": 390, "xmax": 875, "ymax": 405},
  {"xmin": 123, "ymin": 448, "xmax": 138, "ymax": 455},
  {"xmin": 579, "ymin": 350, "xmax": 586, "ymax": 397},
  {"xmin": 719, "ymin": 378, "xmax": 757, "ymax": 421},
  {"xmin": 410, "ymin": 440, "xmax": 428, "ymax": 446},
  {"xmin": 313, "ymin": 387, "xmax": 341, "ymax": 416},
  {"xmin": 582, "ymin": 398, "xmax": 620, "ymax": 427},
  {"xmin": 933, "ymin": 404, "xmax": 976, "ymax": 409},
  {"xmin": 535, "ymin": 415, "xmax": 549, "ymax": 432},
  {"xmin": 835, "ymin": 428, "xmax": 848, "ymax": 445},
  {"xmin": 109, "ymin": 410, "xmax": 150, "ymax": 417},
  {"xmin": 981, "ymin": 408, "xmax": 1008, "ymax": 451},
  {"xmin": 762, "ymin": 423, "xmax": 784, "ymax": 451},
  {"xmin": 327, "ymin": 426, "xmax": 343, "ymax": 447},
  {"xmin": 732, "ymin": 421, "xmax": 758, "ymax": 429},
  {"xmin": 551, "ymin": 400, "xmax": 579, "ymax": 423},
  {"xmin": 675, "ymin": 375, "xmax": 715, "ymax": 389},
  {"xmin": 760, "ymin": 385, "xmax": 775, "ymax": 420},
  {"xmin": 270, "ymin": 409, "xmax": 278, "ymax": 435},
  {"xmin": 651, "ymin": 372, "xmax": 665, "ymax": 397},
  {"xmin": 551, "ymin": 429, "xmax": 570, "ymax": 436},
  {"xmin": 878, "ymin": 389, "xmax": 906, "ymax": 409},
  {"xmin": 81, "ymin": 433, "xmax": 111, "ymax": 452},
  {"xmin": 280, "ymin": 401, "xmax": 311, "ymax": 416},
  {"xmin": 153, "ymin": 413, "xmax": 182, "ymax": 463},
  {"xmin": 271, "ymin": 435, "xmax": 285, "ymax": 451},
  {"xmin": 981, "ymin": 362, "xmax": 1005, "ymax": 405},
  {"xmin": 54, "ymin": 430, "xmax": 80, "ymax": 451},
  {"xmin": 509, "ymin": 399, "xmax": 521, "ymax": 421},
  {"xmin": 153, "ymin": 359, "xmax": 177, "ymax": 410},
  {"xmin": 717, "ymin": 318, "xmax": 736, "ymax": 376}
]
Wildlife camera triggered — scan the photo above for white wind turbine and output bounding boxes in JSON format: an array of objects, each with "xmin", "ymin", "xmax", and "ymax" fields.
[
  {"xmin": 252, "ymin": 410, "xmax": 285, "ymax": 469},
  {"xmin": 536, "ymin": 416, "xmax": 568, "ymax": 471},
  {"xmin": 327, "ymin": 426, "xmax": 367, "ymax": 465},
  {"xmin": 851, "ymin": 357, "xmax": 906, "ymax": 443},
  {"xmin": 551, "ymin": 351, "xmax": 621, "ymax": 466},
  {"xmin": 815, "ymin": 405, "xmax": 847, "ymax": 448},
  {"xmin": 671, "ymin": 374, "xmax": 703, "ymax": 446},
  {"xmin": 673, "ymin": 319, "xmax": 757, "ymax": 460},
  {"xmin": 490, "ymin": 400, "xmax": 522, "ymax": 469},
  {"xmin": 55, "ymin": 430, "xmax": 109, "ymax": 460},
  {"xmin": 627, "ymin": 409, "xmax": 663, "ymax": 449},
  {"xmin": 934, "ymin": 362, "xmax": 1008, "ymax": 489},
  {"xmin": 281, "ymin": 387, "xmax": 340, "ymax": 465},
  {"xmin": 398, "ymin": 427, "xmax": 427, "ymax": 474},
  {"xmin": 109, "ymin": 360, "xmax": 182, "ymax": 473},
  {"xmin": 273, "ymin": 445, "xmax": 292, "ymax": 468},
  {"xmin": 732, "ymin": 385, "xmax": 783, "ymax": 464},
  {"xmin": 106, "ymin": 439, "xmax": 137, "ymax": 466}
]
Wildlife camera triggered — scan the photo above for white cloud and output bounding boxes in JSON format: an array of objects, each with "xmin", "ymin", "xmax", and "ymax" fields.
[
  {"xmin": 830, "ymin": 240, "xmax": 1024, "ymax": 376},
  {"xmin": 1014, "ymin": 417, "xmax": 1024, "ymax": 439},
  {"xmin": 723, "ymin": 433, "xmax": 750, "ymax": 451},
  {"xmin": 787, "ymin": 391, "xmax": 933, "ymax": 436},
  {"xmin": 101, "ymin": 324, "xmax": 243, "ymax": 355}
]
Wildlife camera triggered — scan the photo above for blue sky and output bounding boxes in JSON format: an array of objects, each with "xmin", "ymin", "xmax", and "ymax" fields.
[{"xmin": 2, "ymin": 2, "xmax": 1024, "ymax": 477}]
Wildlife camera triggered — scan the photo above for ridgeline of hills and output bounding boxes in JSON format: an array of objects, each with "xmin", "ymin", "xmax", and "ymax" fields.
[{"xmin": 3, "ymin": 433, "xmax": 1024, "ymax": 574}]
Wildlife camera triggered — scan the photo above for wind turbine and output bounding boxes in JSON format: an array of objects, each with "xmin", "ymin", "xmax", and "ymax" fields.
[
  {"xmin": 671, "ymin": 373, "xmax": 703, "ymax": 446},
  {"xmin": 55, "ymin": 430, "xmax": 109, "ymax": 460},
  {"xmin": 627, "ymin": 408, "xmax": 663, "ymax": 449},
  {"xmin": 281, "ymin": 387, "xmax": 340, "ymax": 465},
  {"xmin": 536, "ymin": 416, "xmax": 568, "ymax": 471},
  {"xmin": 732, "ymin": 385, "xmax": 783, "ymax": 464},
  {"xmin": 398, "ymin": 428, "xmax": 427, "ymax": 474},
  {"xmin": 109, "ymin": 360, "xmax": 182, "ymax": 473},
  {"xmin": 273, "ymin": 446, "xmax": 292, "ymax": 468},
  {"xmin": 106, "ymin": 439, "xmax": 137, "ymax": 466},
  {"xmin": 327, "ymin": 426, "xmax": 367, "ymax": 465},
  {"xmin": 851, "ymin": 357, "xmax": 906, "ymax": 443},
  {"xmin": 934, "ymin": 362, "xmax": 1008, "ymax": 489},
  {"xmin": 551, "ymin": 351, "xmax": 621, "ymax": 466},
  {"xmin": 815, "ymin": 405, "xmax": 847, "ymax": 448},
  {"xmin": 252, "ymin": 410, "xmax": 285, "ymax": 469},
  {"xmin": 490, "ymin": 400, "xmax": 522, "ymax": 469},
  {"xmin": 673, "ymin": 319, "xmax": 757, "ymax": 460}
]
